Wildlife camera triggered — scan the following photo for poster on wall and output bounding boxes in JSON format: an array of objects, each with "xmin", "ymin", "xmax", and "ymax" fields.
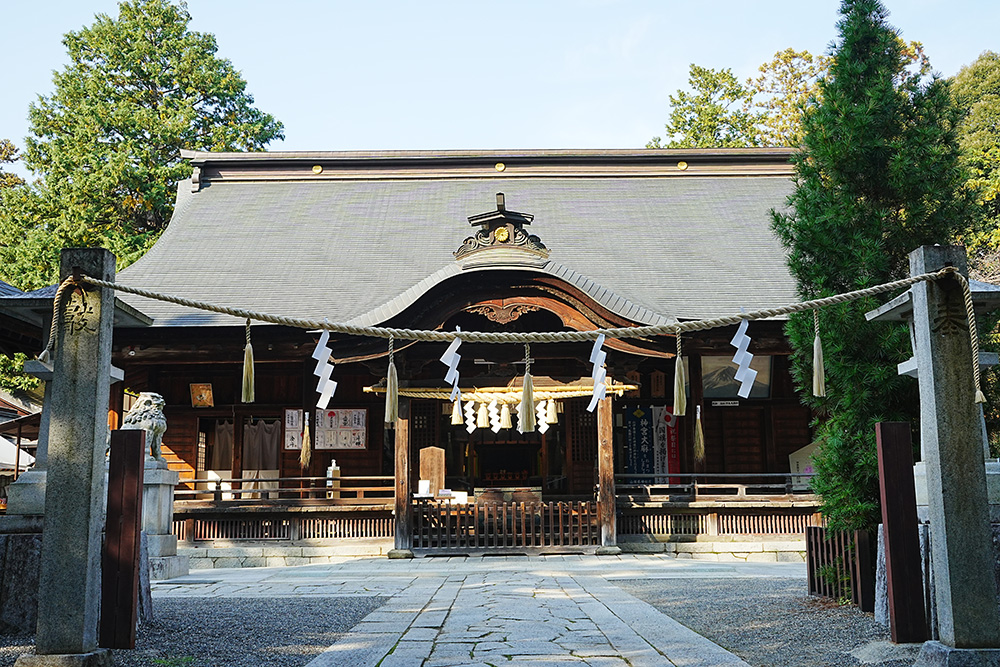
[
  {"xmin": 651, "ymin": 405, "xmax": 680, "ymax": 484},
  {"xmin": 284, "ymin": 409, "xmax": 302, "ymax": 450},
  {"xmin": 314, "ymin": 408, "xmax": 367, "ymax": 449},
  {"xmin": 625, "ymin": 407, "xmax": 655, "ymax": 483}
]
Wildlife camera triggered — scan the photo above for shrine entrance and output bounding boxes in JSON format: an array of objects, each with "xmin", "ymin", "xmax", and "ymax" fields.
[{"xmin": 381, "ymin": 387, "xmax": 629, "ymax": 552}]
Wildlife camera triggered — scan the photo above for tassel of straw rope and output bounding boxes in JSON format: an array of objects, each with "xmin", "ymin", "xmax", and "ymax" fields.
[
  {"xmin": 519, "ymin": 343, "xmax": 536, "ymax": 433},
  {"xmin": 384, "ymin": 335, "xmax": 398, "ymax": 423},
  {"xmin": 812, "ymin": 310, "xmax": 826, "ymax": 398},
  {"xmin": 693, "ymin": 404, "xmax": 705, "ymax": 462},
  {"xmin": 300, "ymin": 411, "xmax": 312, "ymax": 468},
  {"xmin": 673, "ymin": 334, "xmax": 687, "ymax": 416},
  {"xmin": 242, "ymin": 319, "xmax": 254, "ymax": 403}
]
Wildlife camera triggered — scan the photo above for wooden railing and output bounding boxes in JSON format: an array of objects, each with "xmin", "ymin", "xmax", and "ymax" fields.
[
  {"xmin": 172, "ymin": 509, "xmax": 394, "ymax": 543},
  {"xmin": 173, "ymin": 475, "xmax": 394, "ymax": 505},
  {"xmin": 617, "ymin": 506, "xmax": 821, "ymax": 538},
  {"xmin": 616, "ymin": 472, "xmax": 817, "ymax": 501},
  {"xmin": 805, "ymin": 525, "xmax": 874, "ymax": 611},
  {"xmin": 413, "ymin": 499, "xmax": 599, "ymax": 549}
]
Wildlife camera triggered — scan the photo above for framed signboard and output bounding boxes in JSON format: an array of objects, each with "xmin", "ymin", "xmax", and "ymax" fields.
[
  {"xmin": 314, "ymin": 408, "xmax": 367, "ymax": 450},
  {"xmin": 284, "ymin": 408, "xmax": 303, "ymax": 450}
]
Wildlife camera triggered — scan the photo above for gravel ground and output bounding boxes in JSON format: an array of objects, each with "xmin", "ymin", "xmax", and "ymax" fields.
[
  {"xmin": 614, "ymin": 576, "xmax": 910, "ymax": 667},
  {"xmin": 0, "ymin": 596, "xmax": 387, "ymax": 667}
]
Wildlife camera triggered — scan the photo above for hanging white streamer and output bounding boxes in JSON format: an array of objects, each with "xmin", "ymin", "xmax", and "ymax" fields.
[
  {"xmin": 439, "ymin": 327, "xmax": 463, "ymax": 402},
  {"xmin": 488, "ymin": 400, "xmax": 501, "ymax": 433},
  {"xmin": 536, "ymin": 400, "xmax": 550, "ymax": 434},
  {"xmin": 311, "ymin": 326, "xmax": 337, "ymax": 409},
  {"xmin": 464, "ymin": 400, "xmax": 477, "ymax": 434},
  {"xmin": 587, "ymin": 333, "xmax": 607, "ymax": 412},
  {"xmin": 730, "ymin": 318, "xmax": 757, "ymax": 399}
]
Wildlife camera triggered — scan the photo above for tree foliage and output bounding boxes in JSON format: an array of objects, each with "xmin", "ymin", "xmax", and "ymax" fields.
[
  {"xmin": 0, "ymin": 140, "xmax": 25, "ymax": 191},
  {"xmin": 0, "ymin": 0, "xmax": 283, "ymax": 290},
  {"xmin": 771, "ymin": 0, "xmax": 973, "ymax": 531},
  {"xmin": 952, "ymin": 52, "xmax": 1000, "ymax": 269},
  {"xmin": 749, "ymin": 49, "xmax": 831, "ymax": 147},
  {"xmin": 650, "ymin": 42, "xmax": 927, "ymax": 149},
  {"xmin": 647, "ymin": 65, "xmax": 764, "ymax": 148}
]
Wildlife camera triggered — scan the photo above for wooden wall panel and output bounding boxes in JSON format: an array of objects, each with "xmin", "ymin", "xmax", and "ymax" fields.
[
  {"xmin": 771, "ymin": 404, "xmax": 813, "ymax": 469},
  {"xmin": 720, "ymin": 408, "xmax": 766, "ymax": 474},
  {"xmin": 161, "ymin": 409, "xmax": 198, "ymax": 480}
]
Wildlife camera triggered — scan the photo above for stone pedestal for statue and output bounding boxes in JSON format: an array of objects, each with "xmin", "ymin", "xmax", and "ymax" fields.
[
  {"xmin": 142, "ymin": 458, "xmax": 188, "ymax": 580},
  {"xmin": 5, "ymin": 361, "xmax": 53, "ymax": 517}
]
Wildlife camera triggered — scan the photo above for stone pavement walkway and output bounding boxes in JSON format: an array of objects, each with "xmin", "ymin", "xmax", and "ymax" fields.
[{"xmin": 152, "ymin": 554, "xmax": 806, "ymax": 667}]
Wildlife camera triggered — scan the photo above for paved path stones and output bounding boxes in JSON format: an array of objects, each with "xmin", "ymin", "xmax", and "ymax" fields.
[{"xmin": 152, "ymin": 554, "xmax": 804, "ymax": 666}]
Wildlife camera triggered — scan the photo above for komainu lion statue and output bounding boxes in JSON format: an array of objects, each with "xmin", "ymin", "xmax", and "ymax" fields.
[{"xmin": 121, "ymin": 392, "xmax": 167, "ymax": 461}]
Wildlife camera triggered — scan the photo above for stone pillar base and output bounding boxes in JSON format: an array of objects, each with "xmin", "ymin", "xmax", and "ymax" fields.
[
  {"xmin": 595, "ymin": 546, "xmax": 622, "ymax": 556},
  {"xmin": 387, "ymin": 549, "xmax": 414, "ymax": 559},
  {"xmin": 5, "ymin": 470, "xmax": 47, "ymax": 517},
  {"xmin": 14, "ymin": 649, "xmax": 113, "ymax": 667},
  {"xmin": 150, "ymin": 554, "xmax": 190, "ymax": 580},
  {"xmin": 915, "ymin": 641, "xmax": 1000, "ymax": 666}
]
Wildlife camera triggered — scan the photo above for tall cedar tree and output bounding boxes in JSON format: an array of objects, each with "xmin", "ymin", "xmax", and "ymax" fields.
[
  {"xmin": 0, "ymin": 0, "xmax": 283, "ymax": 290},
  {"xmin": 771, "ymin": 0, "xmax": 973, "ymax": 531}
]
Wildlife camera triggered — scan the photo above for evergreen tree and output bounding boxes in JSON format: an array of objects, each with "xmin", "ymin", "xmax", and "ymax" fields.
[
  {"xmin": 771, "ymin": 0, "xmax": 973, "ymax": 531},
  {"xmin": 0, "ymin": 0, "xmax": 283, "ymax": 290}
]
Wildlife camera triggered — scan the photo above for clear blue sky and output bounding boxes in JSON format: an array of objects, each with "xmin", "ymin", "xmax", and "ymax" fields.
[{"xmin": 2, "ymin": 0, "xmax": 998, "ymax": 179}]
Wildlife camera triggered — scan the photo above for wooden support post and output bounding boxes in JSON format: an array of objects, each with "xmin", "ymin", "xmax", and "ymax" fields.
[
  {"xmin": 100, "ymin": 430, "xmax": 145, "ymax": 649},
  {"xmin": 596, "ymin": 395, "xmax": 620, "ymax": 555},
  {"xmin": 389, "ymin": 397, "xmax": 413, "ymax": 558},
  {"xmin": 23, "ymin": 248, "xmax": 116, "ymax": 666},
  {"xmin": 876, "ymin": 422, "xmax": 927, "ymax": 643},
  {"xmin": 907, "ymin": 246, "xmax": 1000, "ymax": 660}
]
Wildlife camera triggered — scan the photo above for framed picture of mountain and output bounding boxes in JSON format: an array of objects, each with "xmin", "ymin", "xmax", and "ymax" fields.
[{"xmin": 701, "ymin": 355, "xmax": 772, "ymax": 399}]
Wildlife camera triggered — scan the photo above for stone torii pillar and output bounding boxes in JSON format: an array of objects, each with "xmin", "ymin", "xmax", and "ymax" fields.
[
  {"xmin": 906, "ymin": 246, "xmax": 1000, "ymax": 664},
  {"xmin": 16, "ymin": 249, "xmax": 116, "ymax": 667}
]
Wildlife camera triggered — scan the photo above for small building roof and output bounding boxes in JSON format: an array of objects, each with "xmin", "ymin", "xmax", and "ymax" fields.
[{"xmin": 116, "ymin": 148, "xmax": 798, "ymax": 328}]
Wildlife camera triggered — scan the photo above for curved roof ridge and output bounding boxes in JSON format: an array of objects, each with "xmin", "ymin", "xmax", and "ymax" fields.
[{"xmin": 345, "ymin": 260, "xmax": 675, "ymax": 329}]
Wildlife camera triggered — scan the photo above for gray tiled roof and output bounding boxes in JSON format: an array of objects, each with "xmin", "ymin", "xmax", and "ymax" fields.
[
  {"xmin": 0, "ymin": 281, "xmax": 21, "ymax": 297},
  {"xmin": 117, "ymin": 153, "xmax": 798, "ymax": 327}
]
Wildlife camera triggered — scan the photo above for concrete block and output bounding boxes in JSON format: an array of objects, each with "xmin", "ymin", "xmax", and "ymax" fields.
[
  {"xmin": 302, "ymin": 547, "xmax": 334, "ymax": 558},
  {"xmin": 212, "ymin": 557, "xmax": 242, "ymax": 568},
  {"xmin": 149, "ymin": 555, "xmax": 189, "ymax": 580},
  {"xmin": 673, "ymin": 542, "xmax": 716, "ymax": 553},
  {"xmin": 283, "ymin": 557, "xmax": 311, "ymax": 567},
  {"xmin": 689, "ymin": 553, "xmax": 720, "ymax": 561},
  {"xmin": 619, "ymin": 543, "xmax": 665, "ymax": 554},
  {"xmin": 717, "ymin": 552, "xmax": 750, "ymax": 562},
  {"xmin": 181, "ymin": 548, "xmax": 208, "ymax": 558},
  {"xmin": 188, "ymin": 559, "xmax": 214, "ymax": 570},
  {"xmin": 262, "ymin": 546, "xmax": 300, "ymax": 557},
  {"xmin": 914, "ymin": 640, "xmax": 1000, "ymax": 666},
  {"xmin": 746, "ymin": 551, "xmax": 778, "ymax": 562},
  {"xmin": 0, "ymin": 532, "xmax": 42, "ymax": 634},
  {"xmin": 265, "ymin": 557, "xmax": 286, "ymax": 568},
  {"xmin": 241, "ymin": 557, "xmax": 267, "ymax": 568},
  {"xmin": 205, "ymin": 547, "xmax": 262, "ymax": 558},
  {"xmin": 761, "ymin": 540, "xmax": 806, "ymax": 552},
  {"xmin": 776, "ymin": 551, "xmax": 806, "ymax": 562},
  {"xmin": 306, "ymin": 556, "xmax": 331, "ymax": 565},
  {"xmin": 13, "ymin": 648, "xmax": 114, "ymax": 666}
]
